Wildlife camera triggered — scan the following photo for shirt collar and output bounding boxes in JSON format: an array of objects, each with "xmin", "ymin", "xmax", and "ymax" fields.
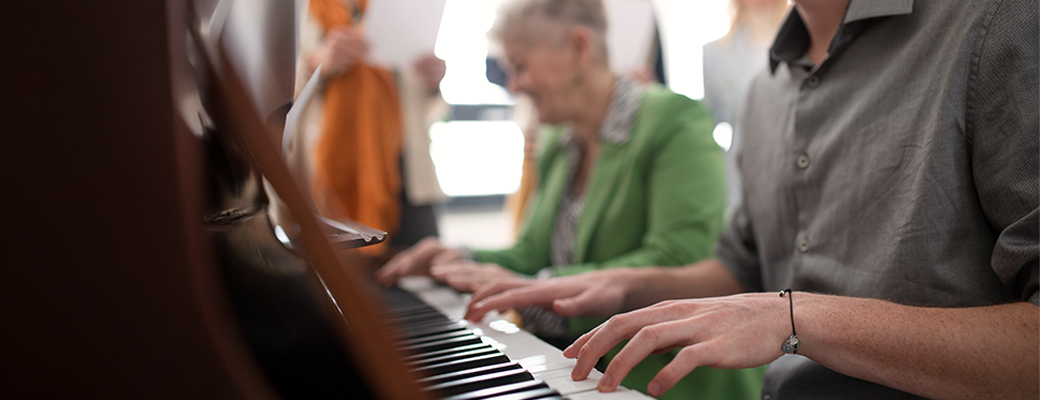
[
  {"xmin": 559, "ymin": 75, "xmax": 643, "ymax": 147},
  {"xmin": 768, "ymin": 0, "xmax": 914, "ymax": 74}
]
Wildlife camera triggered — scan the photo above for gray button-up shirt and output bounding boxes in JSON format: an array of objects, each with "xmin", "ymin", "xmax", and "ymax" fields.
[{"xmin": 715, "ymin": 0, "xmax": 1039, "ymax": 398}]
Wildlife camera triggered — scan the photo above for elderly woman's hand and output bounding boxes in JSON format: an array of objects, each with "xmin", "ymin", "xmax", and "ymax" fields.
[
  {"xmin": 464, "ymin": 268, "xmax": 638, "ymax": 322},
  {"xmin": 375, "ymin": 237, "xmax": 460, "ymax": 287},
  {"xmin": 430, "ymin": 262, "xmax": 518, "ymax": 293},
  {"xmin": 563, "ymin": 293, "xmax": 791, "ymax": 397}
]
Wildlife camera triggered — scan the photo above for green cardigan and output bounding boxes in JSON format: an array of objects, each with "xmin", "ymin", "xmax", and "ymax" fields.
[
  {"xmin": 475, "ymin": 86, "xmax": 764, "ymax": 400},
  {"xmin": 475, "ymin": 85, "xmax": 724, "ymax": 280}
]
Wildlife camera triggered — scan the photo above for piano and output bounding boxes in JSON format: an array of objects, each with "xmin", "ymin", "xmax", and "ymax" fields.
[{"xmin": 3, "ymin": 0, "xmax": 648, "ymax": 399}]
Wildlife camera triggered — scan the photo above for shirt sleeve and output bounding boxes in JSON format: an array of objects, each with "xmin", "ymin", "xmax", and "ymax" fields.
[
  {"xmin": 969, "ymin": 0, "xmax": 1039, "ymax": 305},
  {"xmin": 714, "ymin": 198, "xmax": 764, "ymax": 292}
]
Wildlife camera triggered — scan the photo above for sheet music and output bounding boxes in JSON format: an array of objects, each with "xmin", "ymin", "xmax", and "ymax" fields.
[
  {"xmin": 605, "ymin": 0, "xmax": 656, "ymax": 75},
  {"xmin": 363, "ymin": 0, "xmax": 448, "ymax": 68}
]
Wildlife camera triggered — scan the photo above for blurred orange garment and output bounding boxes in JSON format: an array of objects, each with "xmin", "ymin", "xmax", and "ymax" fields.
[{"xmin": 310, "ymin": 0, "xmax": 402, "ymax": 255}]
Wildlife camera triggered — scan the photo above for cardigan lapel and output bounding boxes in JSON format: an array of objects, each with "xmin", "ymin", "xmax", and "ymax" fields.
[
  {"xmin": 572, "ymin": 141, "xmax": 628, "ymax": 263},
  {"xmin": 567, "ymin": 77, "xmax": 643, "ymax": 265}
]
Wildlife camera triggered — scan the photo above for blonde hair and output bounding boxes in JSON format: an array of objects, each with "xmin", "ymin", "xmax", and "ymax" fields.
[{"xmin": 492, "ymin": 0, "xmax": 610, "ymax": 65}]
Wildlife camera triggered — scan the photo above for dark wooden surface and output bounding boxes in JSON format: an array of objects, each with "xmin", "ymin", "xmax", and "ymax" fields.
[{"xmin": 1, "ymin": 2, "xmax": 274, "ymax": 398}]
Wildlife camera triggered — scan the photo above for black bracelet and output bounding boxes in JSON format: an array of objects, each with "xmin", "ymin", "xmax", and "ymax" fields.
[{"xmin": 780, "ymin": 289, "xmax": 799, "ymax": 354}]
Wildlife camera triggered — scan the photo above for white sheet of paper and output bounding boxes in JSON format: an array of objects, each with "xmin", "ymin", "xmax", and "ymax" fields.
[
  {"xmin": 604, "ymin": 0, "xmax": 657, "ymax": 75},
  {"xmin": 363, "ymin": 0, "xmax": 448, "ymax": 69}
]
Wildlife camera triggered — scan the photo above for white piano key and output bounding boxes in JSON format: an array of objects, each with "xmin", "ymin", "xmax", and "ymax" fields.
[
  {"xmin": 566, "ymin": 386, "xmax": 643, "ymax": 399},
  {"xmin": 544, "ymin": 377, "xmax": 600, "ymax": 396}
]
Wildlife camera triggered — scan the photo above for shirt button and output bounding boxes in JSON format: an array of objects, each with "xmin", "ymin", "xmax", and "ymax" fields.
[
  {"xmin": 806, "ymin": 75, "xmax": 821, "ymax": 88},
  {"xmin": 798, "ymin": 237, "xmax": 811, "ymax": 253},
  {"xmin": 796, "ymin": 154, "xmax": 810, "ymax": 169}
]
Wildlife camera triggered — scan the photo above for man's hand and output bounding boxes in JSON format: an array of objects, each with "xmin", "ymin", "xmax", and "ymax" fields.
[
  {"xmin": 464, "ymin": 268, "xmax": 638, "ymax": 322},
  {"xmin": 375, "ymin": 237, "xmax": 459, "ymax": 287},
  {"xmin": 563, "ymin": 293, "xmax": 790, "ymax": 397},
  {"xmin": 430, "ymin": 262, "xmax": 517, "ymax": 293}
]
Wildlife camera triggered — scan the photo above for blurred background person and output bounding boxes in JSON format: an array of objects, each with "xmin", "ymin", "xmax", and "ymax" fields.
[
  {"xmin": 702, "ymin": 0, "xmax": 788, "ymax": 217},
  {"xmin": 377, "ymin": 0, "xmax": 765, "ymax": 398},
  {"xmin": 292, "ymin": 0, "xmax": 450, "ymax": 257}
]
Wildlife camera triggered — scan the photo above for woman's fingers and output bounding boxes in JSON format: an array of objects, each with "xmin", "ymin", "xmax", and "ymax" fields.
[
  {"xmin": 374, "ymin": 238, "xmax": 443, "ymax": 286},
  {"xmin": 552, "ymin": 285, "xmax": 619, "ymax": 318},
  {"xmin": 465, "ymin": 279, "xmax": 534, "ymax": 321},
  {"xmin": 431, "ymin": 263, "xmax": 517, "ymax": 293},
  {"xmin": 470, "ymin": 279, "xmax": 531, "ymax": 305}
]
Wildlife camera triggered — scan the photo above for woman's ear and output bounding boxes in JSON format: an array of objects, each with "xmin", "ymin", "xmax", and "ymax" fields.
[{"xmin": 568, "ymin": 25, "xmax": 595, "ymax": 71}]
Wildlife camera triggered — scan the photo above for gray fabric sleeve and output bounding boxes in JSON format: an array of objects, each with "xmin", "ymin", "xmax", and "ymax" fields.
[
  {"xmin": 968, "ymin": 0, "xmax": 1039, "ymax": 305},
  {"xmin": 714, "ymin": 201, "xmax": 763, "ymax": 292}
]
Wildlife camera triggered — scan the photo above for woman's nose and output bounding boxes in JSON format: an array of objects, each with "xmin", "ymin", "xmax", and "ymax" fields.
[{"xmin": 507, "ymin": 74, "xmax": 521, "ymax": 93}]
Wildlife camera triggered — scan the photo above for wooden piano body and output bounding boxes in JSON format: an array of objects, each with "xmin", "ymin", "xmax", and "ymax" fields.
[{"xmin": 2, "ymin": 1, "xmax": 648, "ymax": 398}]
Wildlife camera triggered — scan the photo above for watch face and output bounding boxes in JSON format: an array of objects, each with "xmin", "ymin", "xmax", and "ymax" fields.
[{"xmin": 782, "ymin": 335, "xmax": 799, "ymax": 353}]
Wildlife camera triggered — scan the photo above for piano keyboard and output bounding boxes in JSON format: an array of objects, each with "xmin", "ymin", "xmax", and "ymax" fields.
[{"xmin": 386, "ymin": 277, "xmax": 650, "ymax": 400}]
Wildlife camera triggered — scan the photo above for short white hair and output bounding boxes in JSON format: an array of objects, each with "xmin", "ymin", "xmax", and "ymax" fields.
[{"xmin": 492, "ymin": 0, "xmax": 610, "ymax": 65}]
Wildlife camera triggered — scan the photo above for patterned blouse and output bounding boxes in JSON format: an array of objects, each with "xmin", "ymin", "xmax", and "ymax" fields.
[{"xmin": 524, "ymin": 76, "xmax": 644, "ymax": 338}]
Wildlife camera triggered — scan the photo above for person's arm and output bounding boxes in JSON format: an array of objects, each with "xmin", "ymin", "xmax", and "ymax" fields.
[
  {"xmin": 564, "ymin": 292, "xmax": 1039, "ymax": 400},
  {"xmin": 566, "ymin": 3, "xmax": 1040, "ymax": 397},
  {"xmin": 465, "ymin": 258, "xmax": 744, "ymax": 321}
]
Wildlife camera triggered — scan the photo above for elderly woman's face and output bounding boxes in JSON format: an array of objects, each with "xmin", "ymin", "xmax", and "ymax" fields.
[{"xmin": 502, "ymin": 33, "xmax": 582, "ymax": 124}]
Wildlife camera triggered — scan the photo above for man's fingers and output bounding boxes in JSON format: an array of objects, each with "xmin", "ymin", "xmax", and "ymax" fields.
[
  {"xmin": 647, "ymin": 344, "xmax": 713, "ymax": 397},
  {"xmin": 599, "ymin": 320, "xmax": 692, "ymax": 393},
  {"xmin": 568, "ymin": 312, "xmax": 645, "ymax": 381},
  {"xmin": 563, "ymin": 325, "xmax": 600, "ymax": 359}
]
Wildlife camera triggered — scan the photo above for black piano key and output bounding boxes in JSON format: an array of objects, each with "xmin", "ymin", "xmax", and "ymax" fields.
[
  {"xmin": 395, "ymin": 321, "xmax": 467, "ymax": 340},
  {"xmin": 405, "ymin": 343, "xmax": 494, "ymax": 362},
  {"xmin": 409, "ymin": 347, "xmax": 502, "ymax": 368},
  {"xmin": 400, "ymin": 329, "xmax": 474, "ymax": 347},
  {"xmin": 417, "ymin": 353, "xmax": 513, "ymax": 377},
  {"xmin": 442, "ymin": 381, "xmax": 550, "ymax": 400},
  {"xmin": 390, "ymin": 312, "xmax": 450, "ymax": 326},
  {"xmin": 424, "ymin": 368, "xmax": 534, "ymax": 397},
  {"xmin": 418, "ymin": 361, "xmax": 523, "ymax": 386},
  {"xmin": 402, "ymin": 334, "xmax": 485, "ymax": 353}
]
